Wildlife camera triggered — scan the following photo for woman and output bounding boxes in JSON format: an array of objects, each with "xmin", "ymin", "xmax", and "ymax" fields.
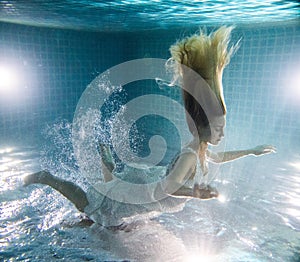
[
  {"xmin": 23, "ymin": 141, "xmax": 273, "ymax": 229},
  {"xmin": 166, "ymin": 26, "xmax": 275, "ymax": 192},
  {"xmin": 24, "ymin": 26, "xmax": 275, "ymax": 228}
]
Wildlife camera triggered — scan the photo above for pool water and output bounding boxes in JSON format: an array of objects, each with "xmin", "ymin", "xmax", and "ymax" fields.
[
  {"xmin": 0, "ymin": 1, "xmax": 300, "ymax": 261},
  {"xmin": 0, "ymin": 0, "xmax": 299, "ymax": 31},
  {"xmin": 0, "ymin": 143, "xmax": 300, "ymax": 261}
]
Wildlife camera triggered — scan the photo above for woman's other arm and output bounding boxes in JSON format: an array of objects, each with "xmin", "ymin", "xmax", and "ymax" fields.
[{"xmin": 207, "ymin": 145, "xmax": 276, "ymax": 163}]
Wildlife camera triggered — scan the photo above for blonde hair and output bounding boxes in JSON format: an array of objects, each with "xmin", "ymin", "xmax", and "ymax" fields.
[{"xmin": 169, "ymin": 26, "xmax": 240, "ymax": 115}]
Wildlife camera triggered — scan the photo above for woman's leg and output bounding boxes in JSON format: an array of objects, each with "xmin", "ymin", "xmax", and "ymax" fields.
[
  {"xmin": 23, "ymin": 144, "xmax": 114, "ymax": 212},
  {"xmin": 98, "ymin": 144, "xmax": 115, "ymax": 182},
  {"xmin": 24, "ymin": 170, "xmax": 88, "ymax": 212}
]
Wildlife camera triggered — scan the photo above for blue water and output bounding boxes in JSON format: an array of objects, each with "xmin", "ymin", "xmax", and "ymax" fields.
[
  {"xmin": 1, "ymin": 141, "xmax": 300, "ymax": 261},
  {"xmin": 0, "ymin": 0, "xmax": 299, "ymax": 31},
  {"xmin": 0, "ymin": 1, "xmax": 300, "ymax": 261}
]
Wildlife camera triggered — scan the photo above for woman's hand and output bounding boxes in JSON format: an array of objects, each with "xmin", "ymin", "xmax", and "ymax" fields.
[
  {"xmin": 252, "ymin": 145, "xmax": 276, "ymax": 156},
  {"xmin": 193, "ymin": 183, "xmax": 219, "ymax": 199}
]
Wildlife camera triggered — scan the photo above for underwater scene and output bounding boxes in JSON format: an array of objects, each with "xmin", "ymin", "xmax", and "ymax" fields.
[{"xmin": 0, "ymin": 1, "xmax": 300, "ymax": 261}]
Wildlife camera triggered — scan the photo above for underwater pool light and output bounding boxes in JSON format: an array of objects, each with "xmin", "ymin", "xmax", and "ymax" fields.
[
  {"xmin": 186, "ymin": 253, "xmax": 216, "ymax": 262},
  {"xmin": 289, "ymin": 161, "xmax": 300, "ymax": 171},
  {"xmin": 284, "ymin": 66, "xmax": 300, "ymax": 105},
  {"xmin": 0, "ymin": 65, "xmax": 21, "ymax": 94},
  {"xmin": 217, "ymin": 194, "xmax": 227, "ymax": 203},
  {"xmin": 291, "ymin": 74, "xmax": 300, "ymax": 97},
  {"xmin": 0, "ymin": 147, "xmax": 13, "ymax": 154}
]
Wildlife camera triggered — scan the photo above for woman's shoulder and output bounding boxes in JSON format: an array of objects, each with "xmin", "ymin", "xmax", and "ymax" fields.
[
  {"xmin": 166, "ymin": 146, "xmax": 197, "ymax": 175},
  {"xmin": 181, "ymin": 146, "xmax": 197, "ymax": 156}
]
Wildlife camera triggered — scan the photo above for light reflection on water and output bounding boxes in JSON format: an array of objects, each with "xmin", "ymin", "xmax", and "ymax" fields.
[
  {"xmin": 0, "ymin": 0, "xmax": 298, "ymax": 31},
  {"xmin": 272, "ymin": 160, "xmax": 300, "ymax": 234},
  {"xmin": 0, "ymin": 145, "xmax": 299, "ymax": 261}
]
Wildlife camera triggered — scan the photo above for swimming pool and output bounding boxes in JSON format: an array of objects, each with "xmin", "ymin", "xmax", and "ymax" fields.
[{"xmin": 1, "ymin": 1, "xmax": 300, "ymax": 261}]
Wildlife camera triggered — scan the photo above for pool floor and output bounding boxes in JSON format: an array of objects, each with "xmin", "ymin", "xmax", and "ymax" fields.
[{"xmin": 0, "ymin": 145, "xmax": 299, "ymax": 261}]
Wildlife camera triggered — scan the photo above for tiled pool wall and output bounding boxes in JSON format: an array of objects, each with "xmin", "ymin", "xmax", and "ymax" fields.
[{"xmin": 0, "ymin": 21, "xmax": 299, "ymax": 155}]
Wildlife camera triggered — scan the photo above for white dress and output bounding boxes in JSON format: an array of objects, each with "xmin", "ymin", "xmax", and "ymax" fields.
[{"xmin": 84, "ymin": 147, "xmax": 200, "ymax": 227}]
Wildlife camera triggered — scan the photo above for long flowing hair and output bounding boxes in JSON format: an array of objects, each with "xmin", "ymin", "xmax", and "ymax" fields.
[{"xmin": 168, "ymin": 26, "xmax": 240, "ymax": 141}]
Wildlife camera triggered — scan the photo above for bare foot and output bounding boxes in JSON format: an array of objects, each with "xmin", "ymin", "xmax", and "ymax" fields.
[
  {"xmin": 76, "ymin": 217, "xmax": 94, "ymax": 227},
  {"xmin": 23, "ymin": 170, "xmax": 51, "ymax": 186},
  {"xmin": 62, "ymin": 215, "xmax": 94, "ymax": 228},
  {"xmin": 107, "ymin": 221, "xmax": 143, "ymax": 232}
]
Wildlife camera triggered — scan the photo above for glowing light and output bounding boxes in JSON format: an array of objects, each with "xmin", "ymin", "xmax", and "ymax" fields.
[
  {"xmin": 186, "ymin": 254, "xmax": 216, "ymax": 262},
  {"xmin": 0, "ymin": 65, "xmax": 21, "ymax": 92},
  {"xmin": 285, "ymin": 67, "xmax": 300, "ymax": 105},
  {"xmin": 217, "ymin": 194, "xmax": 227, "ymax": 203},
  {"xmin": 0, "ymin": 147, "xmax": 13, "ymax": 154},
  {"xmin": 286, "ymin": 208, "xmax": 300, "ymax": 219},
  {"xmin": 289, "ymin": 161, "xmax": 300, "ymax": 171},
  {"xmin": 184, "ymin": 254, "xmax": 215, "ymax": 262},
  {"xmin": 290, "ymin": 73, "xmax": 300, "ymax": 97},
  {"xmin": 286, "ymin": 192, "xmax": 300, "ymax": 208}
]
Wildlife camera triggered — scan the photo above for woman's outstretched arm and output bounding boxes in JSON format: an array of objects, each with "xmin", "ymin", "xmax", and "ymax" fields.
[
  {"xmin": 24, "ymin": 170, "xmax": 88, "ymax": 212},
  {"xmin": 207, "ymin": 145, "xmax": 276, "ymax": 163}
]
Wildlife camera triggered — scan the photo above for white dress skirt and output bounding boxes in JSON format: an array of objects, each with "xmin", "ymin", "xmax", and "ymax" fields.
[{"xmin": 84, "ymin": 148, "xmax": 200, "ymax": 227}]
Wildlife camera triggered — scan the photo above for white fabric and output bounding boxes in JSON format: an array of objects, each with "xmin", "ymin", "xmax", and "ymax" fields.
[{"xmin": 84, "ymin": 147, "xmax": 202, "ymax": 226}]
